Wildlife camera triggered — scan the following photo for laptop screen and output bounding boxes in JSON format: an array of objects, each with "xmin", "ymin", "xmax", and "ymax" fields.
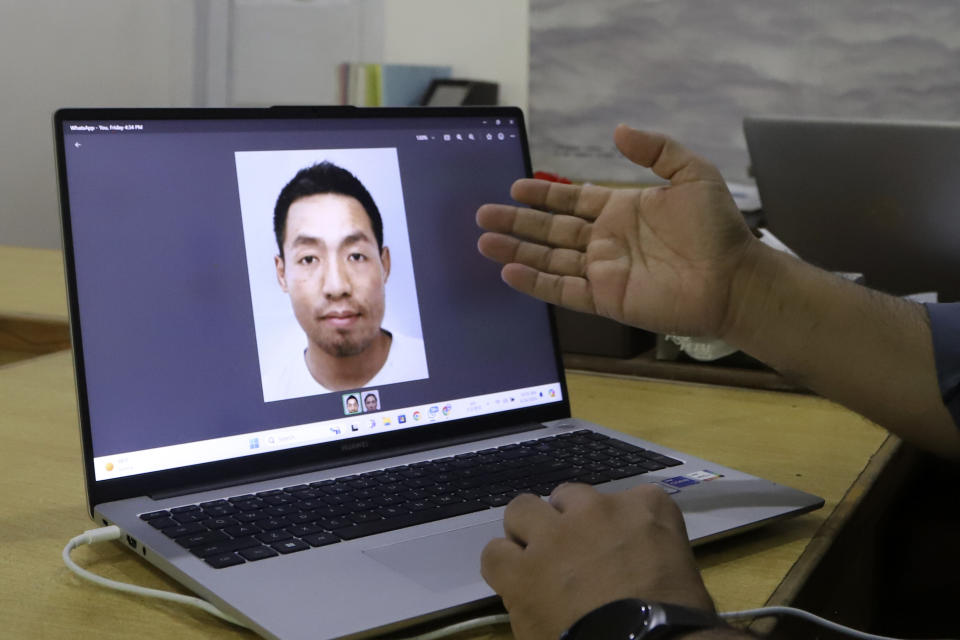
[{"xmin": 57, "ymin": 108, "xmax": 566, "ymax": 485}]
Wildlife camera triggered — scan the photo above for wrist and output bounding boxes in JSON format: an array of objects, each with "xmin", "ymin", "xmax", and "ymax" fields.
[
  {"xmin": 560, "ymin": 598, "xmax": 726, "ymax": 640},
  {"xmin": 718, "ymin": 239, "xmax": 787, "ymax": 351}
]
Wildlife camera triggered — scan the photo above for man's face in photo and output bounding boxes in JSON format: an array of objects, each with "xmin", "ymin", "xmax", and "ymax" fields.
[
  {"xmin": 276, "ymin": 193, "xmax": 391, "ymax": 359},
  {"xmin": 346, "ymin": 396, "xmax": 359, "ymax": 413}
]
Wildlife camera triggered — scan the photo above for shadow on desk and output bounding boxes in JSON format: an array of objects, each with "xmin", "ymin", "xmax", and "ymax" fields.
[{"xmin": 0, "ymin": 314, "xmax": 71, "ymax": 366}]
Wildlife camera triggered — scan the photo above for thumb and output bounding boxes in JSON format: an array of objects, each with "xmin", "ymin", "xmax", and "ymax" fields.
[{"xmin": 613, "ymin": 124, "xmax": 722, "ymax": 185}]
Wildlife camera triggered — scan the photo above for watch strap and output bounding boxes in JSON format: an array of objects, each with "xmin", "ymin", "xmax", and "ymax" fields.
[{"xmin": 560, "ymin": 598, "xmax": 721, "ymax": 640}]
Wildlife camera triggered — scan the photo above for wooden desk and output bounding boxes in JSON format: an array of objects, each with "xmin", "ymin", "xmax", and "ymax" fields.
[
  {"xmin": 0, "ymin": 351, "xmax": 890, "ymax": 640},
  {"xmin": 0, "ymin": 244, "xmax": 70, "ymax": 364}
]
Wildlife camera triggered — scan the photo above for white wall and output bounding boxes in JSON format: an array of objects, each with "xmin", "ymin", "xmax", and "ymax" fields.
[
  {"xmin": 381, "ymin": 0, "xmax": 529, "ymax": 112},
  {"xmin": 0, "ymin": 0, "xmax": 529, "ymax": 249},
  {"xmin": 0, "ymin": 1, "xmax": 196, "ymax": 249},
  {"xmin": 227, "ymin": 0, "xmax": 529, "ymax": 109},
  {"xmin": 228, "ymin": 0, "xmax": 386, "ymax": 106}
]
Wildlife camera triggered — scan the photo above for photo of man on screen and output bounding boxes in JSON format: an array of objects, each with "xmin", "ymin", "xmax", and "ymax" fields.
[{"xmin": 271, "ymin": 161, "xmax": 426, "ymax": 394}]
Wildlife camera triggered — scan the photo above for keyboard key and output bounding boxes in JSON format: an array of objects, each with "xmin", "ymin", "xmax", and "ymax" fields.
[
  {"xmin": 147, "ymin": 517, "xmax": 179, "ymax": 530},
  {"xmin": 205, "ymin": 553, "xmax": 245, "ymax": 569},
  {"xmin": 351, "ymin": 511, "xmax": 382, "ymax": 524},
  {"xmin": 376, "ymin": 506, "xmax": 410, "ymax": 519},
  {"xmin": 190, "ymin": 536, "xmax": 261, "ymax": 558},
  {"xmin": 481, "ymin": 494, "xmax": 514, "ymax": 507},
  {"xmin": 316, "ymin": 516, "xmax": 353, "ymax": 530},
  {"xmin": 272, "ymin": 539, "xmax": 310, "ymax": 555},
  {"xmin": 171, "ymin": 512, "xmax": 207, "ymax": 524},
  {"xmin": 234, "ymin": 511, "xmax": 264, "ymax": 523},
  {"xmin": 162, "ymin": 523, "xmax": 208, "ymax": 539},
  {"xmin": 203, "ymin": 516, "xmax": 239, "ymax": 529},
  {"xmin": 224, "ymin": 524, "xmax": 261, "ymax": 537},
  {"xmin": 291, "ymin": 489, "xmax": 323, "ymax": 500},
  {"xmin": 302, "ymin": 532, "xmax": 340, "ymax": 547},
  {"xmin": 286, "ymin": 513, "xmax": 316, "ymax": 526},
  {"xmin": 139, "ymin": 510, "xmax": 170, "ymax": 521},
  {"xmin": 645, "ymin": 453, "xmax": 684, "ymax": 467},
  {"xmin": 608, "ymin": 440, "xmax": 645, "ymax": 453},
  {"xmin": 239, "ymin": 546, "xmax": 279, "ymax": 561},
  {"xmin": 576, "ymin": 472, "xmax": 613, "ymax": 485},
  {"xmin": 176, "ymin": 530, "xmax": 229, "ymax": 548},
  {"xmin": 255, "ymin": 517, "xmax": 289, "ymax": 531},
  {"xmin": 256, "ymin": 530, "xmax": 293, "ymax": 544},
  {"xmin": 202, "ymin": 504, "xmax": 237, "ymax": 517},
  {"xmin": 233, "ymin": 500, "xmax": 266, "ymax": 512},
  {"xmin": 288, "ymin": 524, "xmax": 327, "ymax": 537},
  {"xmin": 170, "ymin": 505, "xmax": 201, "ymax": 514}
]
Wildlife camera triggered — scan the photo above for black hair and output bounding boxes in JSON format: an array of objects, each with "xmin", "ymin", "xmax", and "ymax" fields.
[
  {"xmin": 346, "ymin": 395, "xmax": 359, "ymax": 403},
  {"xmin": 273, "ymin": 161, "xmax": 383, "ymax": 258}
]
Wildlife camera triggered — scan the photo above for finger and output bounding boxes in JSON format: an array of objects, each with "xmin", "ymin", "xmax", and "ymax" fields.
[
  {"xmin": 478, "ymin": 233, "xmax": 587, "ymax": 277},
  {"xmin": 510, "ymin": 180, "xmax": 613, "ymax": 221},
  {"xmin": 613, "ymin": 124, "xmax": 724, "ymax": 185},
  {"xmin": 623, "ymin": 483, "xmax": 689, "ymax": 534},
  {"xmin": 548, "ymin": 482, "xmax": 600, "ymax": 513},
  {"xmin": 502, "ymin": 492, "xmax": 560, "ymax": 546},
  {"xmin": 480, "ymin": 537, "xmax": 524, "ymax": 593},
  {"xmin": 477, "ymin": 203, "xmax": 591, "ymax": 251},
  {"xmin": 501, "ymin": 264, "xmax": 597, "ymax": 315}
]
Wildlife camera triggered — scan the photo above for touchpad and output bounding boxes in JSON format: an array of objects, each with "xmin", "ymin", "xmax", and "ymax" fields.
[{"xmin": 363, "ymin": 519, "xmax": 504, "ymax": 592}]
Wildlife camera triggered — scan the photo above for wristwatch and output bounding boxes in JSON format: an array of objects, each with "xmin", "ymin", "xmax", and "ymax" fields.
[{"xmin": 559, "ymin": 598, "xmax": 722, "ymax": 640}]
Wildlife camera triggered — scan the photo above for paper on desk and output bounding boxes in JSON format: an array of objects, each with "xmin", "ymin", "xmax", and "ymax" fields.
[{"xmin": 726, "ymin": 181, "xmax": 761, "ymax": 212}]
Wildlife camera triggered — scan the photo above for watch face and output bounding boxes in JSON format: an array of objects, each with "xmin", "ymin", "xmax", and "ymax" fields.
[
  {"xmin": 562, "ymin": 599, "xmax": 651, "ymax": 639},
  {"xmin": 562, "ymin": 599, "xmax": 720, "ymax": 640}
]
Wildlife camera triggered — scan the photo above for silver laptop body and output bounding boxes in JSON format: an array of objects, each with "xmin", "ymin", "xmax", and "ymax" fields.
[
  {"xmin": 56, "ymin": 107, "xmax": 823, "ymax": 640},
  {"xmin": 744, "ymin": 115, "xmax": 960, "ymax": 302}
]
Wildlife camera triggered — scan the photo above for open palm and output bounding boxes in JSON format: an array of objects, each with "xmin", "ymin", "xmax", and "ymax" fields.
[{"xmin": 476, "ymin": 125, "xmax": 756, "ymax": 338}]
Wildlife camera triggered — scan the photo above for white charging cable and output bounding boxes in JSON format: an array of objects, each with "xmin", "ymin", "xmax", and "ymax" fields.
[
  {"xmin": 62, "ymin": 525, "xmax": 251, "ymax": 629},
  {"xmin": 719, "ymin": 607, "xmax": 956, "ymax": 640},
  {"xmin": 64, "ymin": 527, "xmax": 956, "ymax": 640}
]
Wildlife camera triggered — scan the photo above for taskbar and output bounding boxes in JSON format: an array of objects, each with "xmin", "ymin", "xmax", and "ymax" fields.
[{"xmin": 93, "ymin": 382, "xmax": 563, "ymax": 480}]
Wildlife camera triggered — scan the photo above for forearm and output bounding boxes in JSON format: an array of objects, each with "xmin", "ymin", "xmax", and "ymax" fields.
[{"xmin": 723, "ymin": 241, "xmax": 960, "ymax": 458}]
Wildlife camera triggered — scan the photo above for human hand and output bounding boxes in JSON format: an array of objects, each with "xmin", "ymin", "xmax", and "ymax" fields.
[
  {"xmin": 480, "ymin": 483, "xmax": 714, "ymax": 640},
  {"xmin": 477, "ymin": 125, "xmax": 758, "ymax": 339}
]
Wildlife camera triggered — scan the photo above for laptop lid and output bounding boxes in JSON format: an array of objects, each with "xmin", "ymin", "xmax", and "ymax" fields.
[
  {"xmin": 743, "ymin": 116, "xmax": 960, "ymax": 302},
  {"xmin": 54, "ymin": 107, "xmax": 570, "ymax": 515}
]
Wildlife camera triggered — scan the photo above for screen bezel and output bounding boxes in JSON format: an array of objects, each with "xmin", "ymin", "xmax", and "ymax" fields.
[{"xmin": 54, "ymin": 106, "xmax": 571, "ymax": 514}]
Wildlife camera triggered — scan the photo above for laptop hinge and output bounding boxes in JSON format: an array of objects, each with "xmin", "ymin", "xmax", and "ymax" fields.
[{"xmin": 150, "ymin": 421, "xmax": 546, "ymax": 501}]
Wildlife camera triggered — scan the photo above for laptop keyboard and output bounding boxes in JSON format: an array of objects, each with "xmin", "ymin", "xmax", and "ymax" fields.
[{"xmin": 138, "ymin": 430, "xmax": 683, "ymax": 569}]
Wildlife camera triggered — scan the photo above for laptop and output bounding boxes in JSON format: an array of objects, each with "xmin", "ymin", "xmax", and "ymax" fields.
[
  {"xmin": 55, "ymin": 106, "xmax": 823, "ymax": 640},
  {"xmin": 744, "ymin": 116, "xmax": 960, "ymax": 302}
]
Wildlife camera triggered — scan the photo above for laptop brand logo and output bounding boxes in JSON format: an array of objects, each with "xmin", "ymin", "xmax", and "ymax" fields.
[{"xmin": 340, "ymin": 440, "xmax": 369, "ymax": 452}]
